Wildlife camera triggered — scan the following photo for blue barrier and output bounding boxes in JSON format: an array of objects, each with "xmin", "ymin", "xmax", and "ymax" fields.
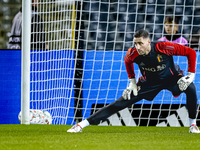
[
  {"xmin": 82, "ymin": 51, "xmax": 200, "ymax": 119},
  {"xmin": 0, "ymin": 50, "xmax": 21, "ymax": 124},
  {"xmin": 0, "ymin": 49, "xmax": 199, "ymax": 124},
  {"xmin": 0, "ymin": 50, "xmax": 75, "ymax": 124}
]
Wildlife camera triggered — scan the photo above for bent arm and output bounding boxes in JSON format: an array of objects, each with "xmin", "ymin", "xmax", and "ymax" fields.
[
  {"xmin": 124, "ymin": 48, "xmax": 139, "ymax": 79},
  {"xmin": 156, "ymin": 42, "xmax": 196, "ymax": 73}
]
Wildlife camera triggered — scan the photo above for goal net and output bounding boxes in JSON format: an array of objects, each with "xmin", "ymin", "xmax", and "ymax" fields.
[{"xmin": 30, "ymin": 0, "xmax": 200, "ymax": 126}]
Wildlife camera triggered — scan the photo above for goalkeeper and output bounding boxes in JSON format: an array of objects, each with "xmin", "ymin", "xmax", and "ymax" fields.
[{"xmin": 68, "ymin": 30, "xmax": 199, "ymax": 133}]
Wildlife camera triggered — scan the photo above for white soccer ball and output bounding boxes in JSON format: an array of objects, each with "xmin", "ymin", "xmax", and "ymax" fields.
[
  {"xmin": 18, "ymin": 111, "xmax": 22, "ymax": 123},
  {"xmin": 18, "ymin": 109, "xmax": 52, "ymax": 124},
  {"xmin": 30, "ymin": 109, "xmax": 44, "ymax": 124},
  {"xmin": 18, "ymin": 110, "xmax": 33, "ymax": 123},
  {"xmin": 43, "ymin": 110, "xmax": 52, "ymax": 125}
]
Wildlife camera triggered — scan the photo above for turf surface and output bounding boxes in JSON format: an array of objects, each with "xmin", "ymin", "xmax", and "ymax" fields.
[{"xmin": 0, "ymin": 125, "xmax": 200, "ymax": 150}]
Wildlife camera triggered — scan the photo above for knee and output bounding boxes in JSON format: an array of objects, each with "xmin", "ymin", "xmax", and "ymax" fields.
[{"xmin": 185, "ymin": 83, "xmax": 196, "ymax": 94}]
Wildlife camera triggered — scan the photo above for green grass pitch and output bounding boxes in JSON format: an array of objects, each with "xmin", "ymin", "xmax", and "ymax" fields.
[{"xmin": 1, "ymin": 125, "xmax": 200, "ymax": 150}]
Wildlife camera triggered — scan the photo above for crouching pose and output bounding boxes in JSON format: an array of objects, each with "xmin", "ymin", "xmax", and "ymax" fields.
[{"xmin": 68, "ymin": 30, "xmax": 199, "ymax": 133}]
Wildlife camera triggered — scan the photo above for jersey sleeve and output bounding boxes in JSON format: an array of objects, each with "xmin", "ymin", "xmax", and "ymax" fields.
[
  {"xmin": 155, "ymin": 41, "xmax": 196, "ymax": 73},
  {"xmin": 124, "ymin": 48, "xmax": 139, "ymax": 79}
]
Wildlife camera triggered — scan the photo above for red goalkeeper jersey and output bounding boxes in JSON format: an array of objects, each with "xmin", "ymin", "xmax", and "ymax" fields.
[{"xmin": 125, "ymin": 41, "xmax": 196, "ymax": 83}]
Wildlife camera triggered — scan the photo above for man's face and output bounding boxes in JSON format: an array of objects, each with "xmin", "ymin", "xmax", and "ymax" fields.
[
  {"xmin": 134, "ymin": 37, "xmax": 151, "ymax": 55},
  {"xmin": 164, "ymin": 21, "xmax": 179, "ymax": 34}
]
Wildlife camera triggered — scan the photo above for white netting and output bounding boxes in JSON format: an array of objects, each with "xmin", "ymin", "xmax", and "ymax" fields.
[
  {"xmin": 29, "ymin": 0, "xmax": 200, "ymax": 126},
  {"xmin": 30, "ymin": 0, "xmax": 78, "ymax": 125}
]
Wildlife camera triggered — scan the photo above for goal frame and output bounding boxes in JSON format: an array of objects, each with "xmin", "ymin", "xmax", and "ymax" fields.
[{"xmin": 21, "ymin": 0, "xmax": 31, "ymax": 125}]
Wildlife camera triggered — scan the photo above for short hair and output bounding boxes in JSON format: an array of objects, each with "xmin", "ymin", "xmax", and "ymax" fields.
[
  {"xmin": 164, "ymin": 16, "xmax": 179, "ymax": 24},
  {"xmin": 134, "ymin": 30, "xmax": 149, "ymax": 39}
]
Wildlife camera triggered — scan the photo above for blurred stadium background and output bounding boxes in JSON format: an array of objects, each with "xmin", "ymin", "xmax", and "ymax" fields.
[{"xmin": 0, "ymin": 0, "xmax": 200, "ymax": 50}]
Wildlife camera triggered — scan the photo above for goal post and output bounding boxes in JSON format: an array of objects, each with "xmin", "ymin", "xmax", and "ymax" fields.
[
  {"xmin": 21, "ymin": 0, "xmax": 31, "ymax": 125},
  {"xmin": 25, "ymin": 0, "xmax": 200, "ymax": 126}
]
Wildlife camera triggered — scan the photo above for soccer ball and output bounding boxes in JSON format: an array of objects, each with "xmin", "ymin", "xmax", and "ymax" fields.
[
  {"xmin": 18, "ymin": 110, "xmax": 33, "ymax": 123},
  {"xmin": 30, "ymin": 109, "xmax": 44, "ymax": 124},
  {"xmin": 43, "ymin": 110, "xmax": 52, "ymax": 124},
  {"xmin": 18, "ymin": 109, "xmax": 52, "ymax": 124}
]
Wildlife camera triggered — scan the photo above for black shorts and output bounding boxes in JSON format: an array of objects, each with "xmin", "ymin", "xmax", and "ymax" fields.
[{"xmin": 136, "ymin": 74, "xmax": 183, "ymax": 101}]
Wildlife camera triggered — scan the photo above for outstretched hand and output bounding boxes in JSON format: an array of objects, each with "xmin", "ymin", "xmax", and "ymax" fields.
[
  {"xmin": 177, "ymin": 72, "xmax": 195, "ymax": 91},
  {"xmin": 122, "ymin": 78, "xmax": 138, "ymax": 100}
]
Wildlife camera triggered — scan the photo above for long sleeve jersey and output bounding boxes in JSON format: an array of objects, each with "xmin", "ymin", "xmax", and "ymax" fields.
[
  {"xmin": 8, "ymin": 6, "xmax": 46, "ymax": 50},
  {"xmin": 125, "ymin": 41, "xmax": 196, "ymax": 84}
]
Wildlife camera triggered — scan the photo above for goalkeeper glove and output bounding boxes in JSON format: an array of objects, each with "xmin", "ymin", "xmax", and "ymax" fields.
[
  {"xmin": 177, "ymin": 72, "xmax": 195, "ymax": 91},
  {"xmin": 122, "ymin": 78, "xmax": 138, "ymax": 100}
]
